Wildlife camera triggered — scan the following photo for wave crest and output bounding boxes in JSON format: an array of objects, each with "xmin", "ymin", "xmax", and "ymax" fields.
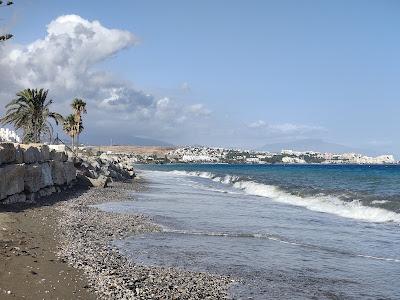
[{"xmin": 166, "ymin": 170, "xmax": 400, "ymax": 223}]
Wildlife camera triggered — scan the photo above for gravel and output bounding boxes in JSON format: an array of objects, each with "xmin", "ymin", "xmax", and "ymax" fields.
[{"xmin": 56, "ymin": 180, "xmax": 232, "ymax": 299}]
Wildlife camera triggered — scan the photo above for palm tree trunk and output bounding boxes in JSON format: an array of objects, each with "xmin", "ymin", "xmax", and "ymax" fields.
[
  {"xmin": 76, "ymin": 134, "xmax": 79, "ymax": 153},
  {"xmin": 76, "ymin": 114, "xmax": 81, "ymax": 153}
]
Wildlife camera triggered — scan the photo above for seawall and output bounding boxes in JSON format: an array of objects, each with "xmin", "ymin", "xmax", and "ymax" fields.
[{"xmin": 0, "ymin": 143, "xmax": 76, "ymax": 205}]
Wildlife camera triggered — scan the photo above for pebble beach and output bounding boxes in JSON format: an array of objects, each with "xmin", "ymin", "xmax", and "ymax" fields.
[{"xmin": 1, "ymin": 177, "xmax": 232, "ymax": 299}]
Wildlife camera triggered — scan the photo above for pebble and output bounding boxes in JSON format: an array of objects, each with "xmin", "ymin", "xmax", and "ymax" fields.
[{"xmin": 56, "ymin": 181, "xmax": 231, "ymax": 299}]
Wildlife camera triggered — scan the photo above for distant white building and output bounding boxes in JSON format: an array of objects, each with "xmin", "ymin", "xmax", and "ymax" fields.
[
  {"xmin": 245, "ymin": 157, "xmax": 260, "ymax": 163},
  {"xmin": 181, "ymin": 155, "xmax": 218, "ymax": 162},
  {"xmin": 282, "ymin": 156, "xmax": 306, "ymax": 164},
  {"xmin": 0, "ymin": 128, "xmax": 21, "ymax": 143},
  {"xmin": 166, "ymin": 146, "xmax": 396, "ymax": 165}
]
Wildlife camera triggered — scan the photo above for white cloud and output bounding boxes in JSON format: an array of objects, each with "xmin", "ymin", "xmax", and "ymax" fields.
[
  {"xmin": 187, "ymin": 104, "xmax": 211, "ymax": 117},
  {"xmin": 248, "ymin": 120, "xmax": 267, "ymax": 128},
  {"xmin": 269, "ymin": 123, "xmax": 325, "ymax": 133},
  {"xmin": 1, "ymin": 15, "xmax": 137, "ymax": 91},
  {"xmin": 247, "ymin": 120, "xmax": 324, "ymax": 134},
  {"xmin": 0, "ymin": 15, "xmax": 211, "ymax": 144}
]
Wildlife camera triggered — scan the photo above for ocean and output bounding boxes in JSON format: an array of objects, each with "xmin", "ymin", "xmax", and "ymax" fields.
[{"xmin": 96, "ymin": 164, "xmax": 400, "ymax": 299}]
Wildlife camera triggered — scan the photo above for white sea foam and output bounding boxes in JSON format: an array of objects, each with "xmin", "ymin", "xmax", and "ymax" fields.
[
  {"xmin": 371, "ymin": 200, "xmax": 389, "ymax": 204},
  {"xmin": 166, "ymin": 170, "xmax": 400, "ymax": 223},
  {"xmin": 163, "ymin": 228, "xmax": 302, "ymax": 246},
  {"xmin": 233, "ymin": 181, "xmax": 400, "ymax": 223},
  {"xmin": 169, "ymin": 170, "xmax": 239, "ymax": 184},
  {"xmin": 356, "ymin": 254, "xmax": 400, "ymax": 263},
  {"xmin": 169, "ymin": 170, "xmax": 215, "ymax": 179}
]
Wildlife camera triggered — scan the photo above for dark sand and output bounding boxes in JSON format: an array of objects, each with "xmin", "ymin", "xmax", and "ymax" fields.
[{"xmin": 0, "ymin": 189, "xmax": 95, "ymax": 300}]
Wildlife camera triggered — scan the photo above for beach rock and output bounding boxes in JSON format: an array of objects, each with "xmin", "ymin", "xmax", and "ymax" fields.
[
  {"xmin": 88, "ymin": 175, "xmax": 110, "ymax": 188},
  {"xmin": 51, "ymin": 161, "xmax": 66, "ymax": 185},
  {"xmin": 38, "ymin": 186, "xmax": 56, "ymax": 197},
  {"xmin": 0, "ymin": 164, "xmax": 25, "ymax": 200},
  {"xmin": 15, "ymin": 144, "xmax": 24, "ymax": 163},
  {"xmin": 89, "ymin": 159, "xmax": 101, "ymax": 171},
  {"xmin": 50, "ymin": 149, "xmax": 68, "ymax": 162},
  {"xmin": 0, "ymin": 143, "xmax": 16, "ymax": 165},
  {"xmin": 25, "ymin": 193, "xmax": 37, "ymax": 203},
  {"xmin": 64, "ymin": 161, "xmax": 76, "ymax": 183},
  {"xmin": 80, "ymin": 167, "xmax": 98, "ymax": 179},
  {"xmin": 24, "ymin": 164, "xmax": 43, "ymax": 193},
  {"xmin": 75, "ymin": 153, "xmax": 134, "ymax": 181},
  {"xmin": 50, "ymin": 161, "xmax": 76, "ymax": 185},
  {"xmin": 2, "ymin": 193, "xmax": 26, "ymax": 204},
  {"xmin": 20, "ymin": 145, "xmax": 42, "ymax": 163},
  {"xmin": 40, "ymin": 145, "xmax": 50, "ymax": 161},
  {"xmin": 41, "ymin": 162, "xmax": 53, "ymax": 187}
]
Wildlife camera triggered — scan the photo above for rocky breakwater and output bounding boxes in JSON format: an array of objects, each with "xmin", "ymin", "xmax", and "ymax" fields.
[
  {"xmin": 73, "ymin": 152, "xmax": 136, "ymax": 188},
  {"xmin": 0, "ymin": 143, "xmax": 76, "ymax": 205}
]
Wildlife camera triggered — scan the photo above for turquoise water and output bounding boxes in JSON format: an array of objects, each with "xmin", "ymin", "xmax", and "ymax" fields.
[{"xmin": 97, "ymin": 164, "xmax": 400, "ymax": 299}]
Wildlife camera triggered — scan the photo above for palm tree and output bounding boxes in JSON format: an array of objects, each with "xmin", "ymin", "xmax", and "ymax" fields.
[
  {"xmin": 1, "ymin": 88, "xmax": 63, "ymax": 143},
  {"xmin": 71, "ymin": 98, "xmax": 87, "ymax": 150},
  {"xmin": 0, "ymin": 1, "xmax": 14, "ymax": 43},
  {"xmin": 63, "ymin": 114, "xmax": 82, "ymax": 150}
]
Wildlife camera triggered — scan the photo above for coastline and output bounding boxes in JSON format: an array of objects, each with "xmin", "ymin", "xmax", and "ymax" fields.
[{"xmin": 1, "ymin": 177, "xmax": 231, "ymax": 299}]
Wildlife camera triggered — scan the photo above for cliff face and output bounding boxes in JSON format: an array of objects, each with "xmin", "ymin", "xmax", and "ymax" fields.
[{"xmin": 0, "ymin": 143, "xmax": 76, "ymax": 205}]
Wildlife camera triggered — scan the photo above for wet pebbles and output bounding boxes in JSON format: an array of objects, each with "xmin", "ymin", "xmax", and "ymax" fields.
[{"xmin": 57, "ymin": 182, "xmax": 231, "ymax": 299}]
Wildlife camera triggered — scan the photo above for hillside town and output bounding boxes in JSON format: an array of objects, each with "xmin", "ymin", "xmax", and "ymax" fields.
[
  {"xmin": 1, "ymin": 126, "xmax": 396, "ymax": 165},
  {"xmin": 143, "ymin": 146, "xmax": 397, "ymax": 165},
  {"xmin": 93, "ymin": 146, "xmax": 396, "ymax": 165}
]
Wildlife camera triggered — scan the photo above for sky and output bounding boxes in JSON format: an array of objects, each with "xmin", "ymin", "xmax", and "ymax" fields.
[{"xmin": 0, "ymin": 0, "xmax": 399, "ymax": 155}]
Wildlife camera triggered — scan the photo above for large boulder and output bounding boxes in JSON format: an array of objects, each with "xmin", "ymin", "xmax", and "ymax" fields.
[
  {"xmin": 15, "ymin": 144, "xmax": 24, "ymax": 164},
  {"xmin": 51, "ymin": 161, "xmax": 66, "ymax": 185},
  {"xmin": 0, "ymin": 164, "xmax": 25, "ymax": 200},
  {"xmin": 0, "ymin": 143, "xmax": 16, "ymax": 165},
  {"xmin": 64, "ymin": 161, "xmax": 76, "ymax": 183},
  {"xmin": 50, "ymin": 149, "xmax": 68, "ymax": 162},
  {"xmin": 24, "ymin": 164, "xmax": 43, "ymax": 193},
  {"xmin": 50, "ymin": 161, "xmax": 76, "ymax": 185},
  {"xmin": 40, "ymin": 145, "xmax": 50, "ymax": 161},
  {"xmin": 88, "ymin": 175, "xmax": 110, "ymax": 188},
  {"xmin": 20, "ymin": 145, "xmax": 43, "ymax": 163},
  {"xmin": 41, "ymin": 162, "xmax": 53, "ymax": 187}
]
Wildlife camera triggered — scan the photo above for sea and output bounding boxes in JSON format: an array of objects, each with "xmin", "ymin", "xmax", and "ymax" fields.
[{"xmin": 95, "ymin": 164, "xmax": 400, "ymax": 299}]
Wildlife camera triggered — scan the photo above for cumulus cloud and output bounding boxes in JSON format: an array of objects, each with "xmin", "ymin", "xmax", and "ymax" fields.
[
  {"xmin": 0, "ymin": 15, "xmax": 211, "ymax": 144},
  {"xmin": 1, "ymin": 15, "xmax": 137, "ymax": 92}
]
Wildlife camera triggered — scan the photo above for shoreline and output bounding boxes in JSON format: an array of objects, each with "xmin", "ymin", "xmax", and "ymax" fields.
[{"xmin": 1, "ymin": 177, "xmax": 232, "ymax": 299}]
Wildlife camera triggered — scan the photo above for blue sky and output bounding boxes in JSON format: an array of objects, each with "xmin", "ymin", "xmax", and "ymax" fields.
[{"xmin": 2, "ymin": 1, "xmax": 400, "ymax": 154}]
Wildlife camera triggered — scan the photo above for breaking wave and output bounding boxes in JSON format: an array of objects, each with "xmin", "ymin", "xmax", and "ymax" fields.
[{"xmin": 167, "ymin": 170, "xmax": 400, "ymax": 223}]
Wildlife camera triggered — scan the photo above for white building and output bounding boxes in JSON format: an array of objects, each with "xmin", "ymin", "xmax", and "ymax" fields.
[{"xmin": 0, "ymin": 128, "xmax": 21, "ymax": 143}]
